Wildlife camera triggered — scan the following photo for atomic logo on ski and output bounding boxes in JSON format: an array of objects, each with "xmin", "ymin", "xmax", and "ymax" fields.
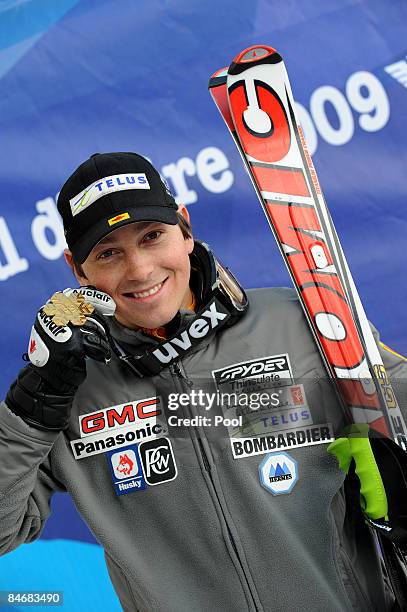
[{"xmin": 208, "ymin": 44, "xmax": 407, "ymax": 445}]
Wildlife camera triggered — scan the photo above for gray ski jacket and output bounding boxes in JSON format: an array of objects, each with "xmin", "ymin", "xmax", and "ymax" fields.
[{"xmin": 1, "ymin": 287, "xmax": 406, "ymax": 611}]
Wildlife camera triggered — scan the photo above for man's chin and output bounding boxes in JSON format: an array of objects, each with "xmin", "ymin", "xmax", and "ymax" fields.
[{"xmin": 116, "ymin": 310, "xmax": 178, "ymax": 332}]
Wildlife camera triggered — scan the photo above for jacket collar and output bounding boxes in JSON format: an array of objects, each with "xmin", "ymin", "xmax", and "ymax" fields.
[{"xmin": 108, "ymin": 308, "xmax": 197, "ymax": 348}]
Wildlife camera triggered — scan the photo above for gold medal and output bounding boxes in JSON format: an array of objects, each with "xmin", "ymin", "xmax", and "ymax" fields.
[{"xmin": 43, "ymin": 292, "xmax": 95, "ymax": 326}]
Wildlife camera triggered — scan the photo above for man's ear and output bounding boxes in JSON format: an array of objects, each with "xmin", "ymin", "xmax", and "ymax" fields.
[
  {"xmin": 177, "ymin": 204, "xmax": 194, "ymax": 254},
  {"xmin": 64, "ymin": 249, "xmax": 87, "ymax": 284},
  {"xmin": 178, "ymin": 204, "xmax": 191, "ymax": 225}
]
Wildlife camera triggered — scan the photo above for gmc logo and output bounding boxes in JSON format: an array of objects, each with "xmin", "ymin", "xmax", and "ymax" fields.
[{"xmin": 79, "ymin": 397, "xmax": 161, "ymax": 436}]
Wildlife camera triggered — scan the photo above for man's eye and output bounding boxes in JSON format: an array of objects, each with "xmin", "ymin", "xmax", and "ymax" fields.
[
  {"xmin": 97, "ymin": 249, "xmax": 114, "ymax": 260},
  {"xmin": 143, "ymin": 230, "xmax": 162, "ymax": 242}
]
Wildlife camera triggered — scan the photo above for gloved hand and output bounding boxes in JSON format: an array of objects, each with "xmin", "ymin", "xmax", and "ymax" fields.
[
  {"xmin": 328, "ymin": 425, "xmax": 407, "ymax": 546},
  {"xmin": 5, "ymin": 286, "xmax": 116, "ymax": 432}
]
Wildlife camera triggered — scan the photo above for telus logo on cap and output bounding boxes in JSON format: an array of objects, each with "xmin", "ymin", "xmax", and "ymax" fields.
[{"xmin": 70, "ymin": 173, "xmax": 150, "ymax": 217}]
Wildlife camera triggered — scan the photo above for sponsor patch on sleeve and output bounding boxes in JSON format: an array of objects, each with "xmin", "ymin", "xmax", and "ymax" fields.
[
  {"xmin": 211, "ymin": 355, "xmax": 334, "ymax": 458},
  {"xmin": 71, "ymin": 396, "xmax": 168, "ymax": 460},
  {"xmin": 106, "ymin": 438, "xmax": 177, "ymax": 496},
  {"xmin": 139, "ymin": 437, "xmax": 177, "ymax": 486},
  {"xmin": 78, "ymin": 396, "xmax": 164, "ymax": 437},
  {"xmin": 259, "ymin": 452, "xmax": 298, "ymax": 495},
  {"xmin": 106, "ymin": 445, "xmax": 147, "ymax": 495},
  {"xmin": 230, "ymin": 423, "xmax": 334, "ymax": 459},
  {"xmin": 212, "ymin": 354, "xmax": 294, "ymax": 388}
]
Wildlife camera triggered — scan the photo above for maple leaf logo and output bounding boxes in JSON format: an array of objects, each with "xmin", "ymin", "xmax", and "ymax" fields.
[{"xmin": 29, "ymin": 339, "xmax": 36, "ymax": 353}]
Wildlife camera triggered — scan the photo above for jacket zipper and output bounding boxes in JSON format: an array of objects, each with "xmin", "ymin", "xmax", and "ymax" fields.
[
  {"xmin": 196, "ymin": 436, "xmax": 245, "ymax": 566},
  {"xmin": 171, "ymin": 360, "xmax": 260, "ymax": 612}
]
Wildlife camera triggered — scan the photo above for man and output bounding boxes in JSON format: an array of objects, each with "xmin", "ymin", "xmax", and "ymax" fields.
[{"xmin": 0, "ymin": 152, "xmax": 406, "ymax": 611}]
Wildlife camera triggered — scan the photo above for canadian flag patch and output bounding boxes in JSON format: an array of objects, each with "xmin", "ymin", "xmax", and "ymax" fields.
[{"xmin": 28, "ymin": 327, "xmax": 50, "ymax": 367}]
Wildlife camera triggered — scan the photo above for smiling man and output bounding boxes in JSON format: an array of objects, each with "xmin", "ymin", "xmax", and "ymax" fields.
[
  {"xmin": 70, "ymin": 220, "xmax": 193, "ymax": 330},
  {"xmin": 61, "ymin": 153, "xmax": 195, "ymax": 332},
  {"xmin": 66, "ymin": 216, "xmax": 195, "ymax": 330},
  {"xmin": 1, "ymin": 152, "xmax": 407, "ymax": 611}
]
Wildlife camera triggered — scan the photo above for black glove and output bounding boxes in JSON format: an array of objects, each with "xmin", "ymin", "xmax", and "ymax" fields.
[{"xmin": 5, "ymin": 287, "xmax": 116, "ymax": 432}]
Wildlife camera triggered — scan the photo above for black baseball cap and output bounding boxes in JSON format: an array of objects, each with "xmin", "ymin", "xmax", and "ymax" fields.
[{"xmin": 57, "ymin": 152, "xmax": 179, "ymax": 263}]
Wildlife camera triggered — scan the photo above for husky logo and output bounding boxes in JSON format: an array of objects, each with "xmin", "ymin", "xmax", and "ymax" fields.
[
  {"xmin": 215, "ymin": 355, "xmax": 291, "ymax": 383},
  {"xmin": 37, "ymin": 310, "xmax": 72, "ymax": 343},
  {"xmin": 116, "ymin": 453, "xmax": 135, "ymax": 476},
  {"xmin": 152, "ymin": 299, "xmax": 229, "ymax": 364},
  {"xmin": 111, "ymin": 448, "xmax": 139, "ymax": 480},
  {"xmin": 107, "ymin": 446, "xmax": 146, "ymax": 494}
]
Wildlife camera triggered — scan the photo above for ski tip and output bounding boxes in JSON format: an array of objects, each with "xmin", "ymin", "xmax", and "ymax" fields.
[
  {"xmin": 228, "ymin": 44, "xmax": 282, "ymax": 75},
  {"xmin": 233, "ymin": 45, "xmax": 278, "ymax": 63},
  {"xmin": 208, "ymin": 67, "xmax": 228, "ymax": 89}
]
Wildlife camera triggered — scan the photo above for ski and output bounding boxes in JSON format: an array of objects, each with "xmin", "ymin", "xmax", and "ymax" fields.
[
  {"xmin": 208, "ymin": 45, "xmax": 407, "ymax": 449},
  {"xmin": 209, "ymin": 44, "xmax": 407, "ymax": 605}
]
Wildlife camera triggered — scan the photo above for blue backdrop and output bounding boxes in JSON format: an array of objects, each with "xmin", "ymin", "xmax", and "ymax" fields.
[{"xmin": 0, "ymin": 0, "xmax": 406, "ymax": 608}]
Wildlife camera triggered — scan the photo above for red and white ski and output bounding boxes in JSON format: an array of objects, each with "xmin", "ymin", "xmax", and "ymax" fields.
[{"xmin": 209, "ymin": 45, "xmax": 407, "ymax": 448}]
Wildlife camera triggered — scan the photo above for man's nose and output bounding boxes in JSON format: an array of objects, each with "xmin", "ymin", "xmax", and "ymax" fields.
[{"xmin": 125, "ymin": 249, "xmax": 155, "ymax": 281}]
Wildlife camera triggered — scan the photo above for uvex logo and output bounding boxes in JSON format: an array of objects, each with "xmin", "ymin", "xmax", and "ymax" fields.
[{"xmin": 152, "ymin": 300, "xmax": 229, "ymax": 364}]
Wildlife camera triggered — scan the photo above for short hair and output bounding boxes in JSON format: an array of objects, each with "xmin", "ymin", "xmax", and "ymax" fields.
[{"xmin": 71, "ymin": 211, "xmax": 192, "ymax": 279}]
